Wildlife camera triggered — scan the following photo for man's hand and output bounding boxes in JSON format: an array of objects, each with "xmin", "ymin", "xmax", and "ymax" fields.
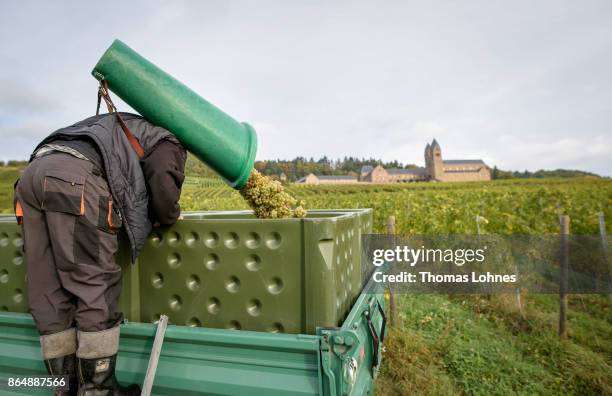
[{"xmin": 152, "ymin": 213, "xmax": 181, "ymax": 228}]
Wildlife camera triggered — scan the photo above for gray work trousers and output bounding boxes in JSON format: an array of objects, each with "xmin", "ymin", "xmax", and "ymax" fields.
[{"xmin": 15, "ymin": 153, "xmax": 123, "ymax": 335}]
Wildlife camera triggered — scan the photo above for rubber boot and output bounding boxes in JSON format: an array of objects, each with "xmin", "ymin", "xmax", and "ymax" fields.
[
  {"xmin": 44, "ymin": 354, "xmax": 78, "ymax": 396},
  {"xmin": 40, "ymin": 328, "xmax": 78, "ymax": 396},
  {"xmin": 77, "ymin": 354, "xmax": 140, "ymax": 396},
  {"xmin": 76, "ymin": 327, "xmax": 140, "ymax": 396}
]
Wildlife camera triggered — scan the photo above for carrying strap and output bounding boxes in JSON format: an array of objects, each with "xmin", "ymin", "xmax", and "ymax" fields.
[{"xmin": 96, "ymin": 80, "xmax": 145, "ymax": 158}]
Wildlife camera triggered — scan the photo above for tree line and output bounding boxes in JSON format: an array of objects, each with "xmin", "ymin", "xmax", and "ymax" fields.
[
  {"xmin": 253, "ymin": 156, "xmax": 420, "ymax": 181},
  {"xmin": 0, "ymin": 160, "xmax": 29, "ymax": 167},
  {"xmin": 3, "ymin": 155, "xmax": 602, "ymax": 181},
  {"xmin": 490, "ymin": 166, "xmax": 600, "ymax": 180},
  {"xmin": 252, "ymin": 158, "xmax": 602, "ymax": 181}
]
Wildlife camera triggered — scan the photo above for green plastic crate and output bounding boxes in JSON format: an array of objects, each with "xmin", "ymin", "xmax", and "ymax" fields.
[{"xmin": 0, "ymin": 210, "xmax": 372, "ymax": 335}]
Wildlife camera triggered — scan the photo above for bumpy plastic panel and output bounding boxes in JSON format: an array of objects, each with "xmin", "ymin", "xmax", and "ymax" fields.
[
  {"xmin": 138, "ymin": 219, "xmax": 303, "ymax": 333},
  {"xmin": 302, "ymin": 215, "xmax": 360, "ymax": 333},
  {"xmin": 0, "ymin": 226, "xmax": 27, "ymax": 313},
  {"xmin": 300, "ymin": 208, "xmax": 373, "ymax": 318},
  {"xmin": 0, "ymin": 219, "xmax": 136, "ymax": 318}
]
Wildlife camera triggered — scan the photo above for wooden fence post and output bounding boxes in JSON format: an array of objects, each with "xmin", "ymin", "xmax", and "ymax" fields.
[
  {"xmin": 598, "ymin": 212, "xmax": 611, "ymax": 302},
  {"xmin": 476, "ymin": 215, "xmax": 493, "ymax": 299},
  {"xmin": 387, "ymin": 215, "xmax": 397, "ymax": 327},
  {"xmin": 514, "ymin": 263, "xmax": 525, "ymax": 320},
  {"xmin": 559, "ymin": 215, "xmax": 570, "ymax": 338},
  {"xmin": 387, "ymin": 215, "xmax": 396, "ymax": 235}
]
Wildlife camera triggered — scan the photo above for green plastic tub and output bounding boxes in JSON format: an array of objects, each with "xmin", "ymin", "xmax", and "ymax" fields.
[{"xmin": 0, "ymin": 209, "xmax": 373, "ymax": 334}]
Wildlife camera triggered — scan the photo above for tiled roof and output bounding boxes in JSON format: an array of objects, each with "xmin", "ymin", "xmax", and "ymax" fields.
[
  {"xmin": 316, "ymin": 175, "xmax": 358, "ymax": 180},
  {"xmin": 387, "ymin": 167, "xmax": 426, "ymax": 175},
  {"xmin": 444, "ymin": 169, "xmax": 483, "ymax": 173},
  {"xmin": 443, "ymin": 159, "xmax": 485, "ymax": 165}
]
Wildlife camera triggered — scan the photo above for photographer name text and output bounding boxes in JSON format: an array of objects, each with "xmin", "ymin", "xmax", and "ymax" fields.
[{"xmin": 373, "ymin": 271, "xmax": 517, "ymax": 284}]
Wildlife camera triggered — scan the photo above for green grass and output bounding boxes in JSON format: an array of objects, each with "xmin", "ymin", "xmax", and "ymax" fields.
[
  {"xmin": 378, "ymin": 294, "xmax": 611, "ymax": 395},
  {"xmin": 2, "ymin": 166, "xmax": 611, "ymax": 395},
  {"xmin": 0, "ymin": 167, "xmax": 21, "ymax": 214}
]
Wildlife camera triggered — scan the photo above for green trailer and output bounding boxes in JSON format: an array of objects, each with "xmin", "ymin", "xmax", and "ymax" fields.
[{"xmin": 0, "ymin": 210, "xmax": 386, "ymax": 395}]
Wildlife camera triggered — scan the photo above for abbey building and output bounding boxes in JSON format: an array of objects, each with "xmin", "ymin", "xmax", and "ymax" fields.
[{"xmin": 298, "ymin": 139, "xmax": 491, "ymax": 184}]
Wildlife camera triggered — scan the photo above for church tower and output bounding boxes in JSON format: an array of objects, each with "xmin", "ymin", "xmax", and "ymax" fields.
[{"xmin": 428, "ymin": 139, "xmax": 444, "ymax": 181}]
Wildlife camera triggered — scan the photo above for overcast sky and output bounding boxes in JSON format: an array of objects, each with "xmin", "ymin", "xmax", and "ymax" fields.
[{"xmin": 1, "ymin": 1, "xmax": 610, "ymax": 175}]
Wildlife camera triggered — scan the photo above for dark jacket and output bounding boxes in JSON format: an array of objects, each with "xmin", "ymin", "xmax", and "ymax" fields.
[
  {"xmin": 32, "ymin": 112, "xmax": 186, "ymax": 261},
  {"xmin": 141, "ymin": 140, "xmax": 185, "ymax": 225}
]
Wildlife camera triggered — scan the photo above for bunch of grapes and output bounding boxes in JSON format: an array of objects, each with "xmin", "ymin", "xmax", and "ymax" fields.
[{"xmin": 240, "ymin": 169, "xmax": 306, "ymax": 218}]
